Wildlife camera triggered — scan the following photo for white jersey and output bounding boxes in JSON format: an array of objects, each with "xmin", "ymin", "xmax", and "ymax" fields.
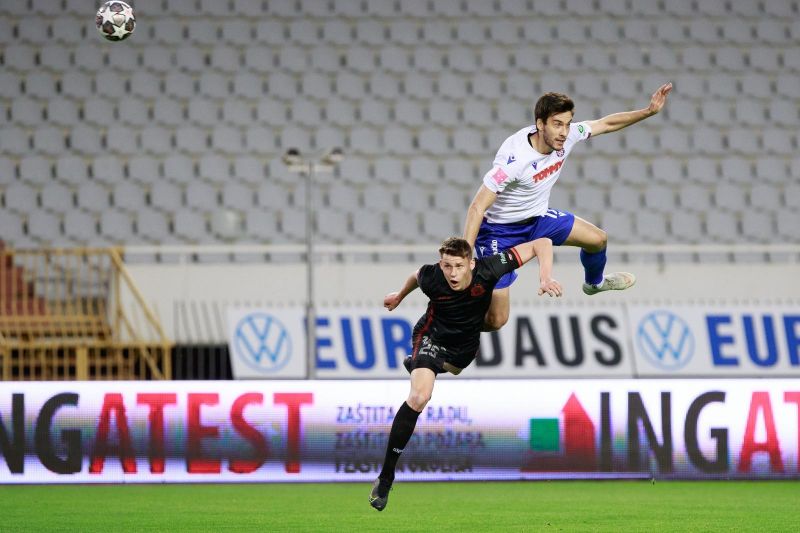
[{"xmin": 482, "ymin": 122, "xmax": 592, "ymax": 223}]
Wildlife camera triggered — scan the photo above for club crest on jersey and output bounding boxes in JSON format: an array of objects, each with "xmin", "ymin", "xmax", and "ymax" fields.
[
  {"xmin": 507, "ymin": 154, "xmax": 516, "ymax": 164},
  {"xmin": 470, "ymin": 284, "xmax": 486, "ymax": 297},
  {"xmin": 491, "ymin": 167, "xmax": 508, "ymax": 185},
  {"xmin": 556, "ymin": 149, "xmax": 565, "ymax": 157}
]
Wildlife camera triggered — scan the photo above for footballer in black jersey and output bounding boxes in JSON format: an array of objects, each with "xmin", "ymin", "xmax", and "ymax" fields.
[{"xmin": 370, "ymin": 236, "xmax": 561, "ymax": 511}]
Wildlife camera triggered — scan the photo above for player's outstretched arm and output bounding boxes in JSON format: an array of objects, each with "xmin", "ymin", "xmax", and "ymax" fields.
[
  {"xmin": 384, "ymin": 270, "xmax": 420, "ymax": 311},
  {"xmin": 586, "ymin": 82, "xmax": 672, "ymax": 137},
  {"xmin": 463, "ymin": 185, "xmax": 497, "ymax": 249},
  {"xmin": 510, "ymin": 238, "xmax": 562, "ymax": 297}
]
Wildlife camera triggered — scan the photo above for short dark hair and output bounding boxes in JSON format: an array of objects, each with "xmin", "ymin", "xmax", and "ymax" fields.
[
  {"xmin": 534, "ymin": 92, "xmax": 575, "ymax": 124},
  {"xmin": 439, "ymin": 237, "xmax": 472, "ymax": 259}
]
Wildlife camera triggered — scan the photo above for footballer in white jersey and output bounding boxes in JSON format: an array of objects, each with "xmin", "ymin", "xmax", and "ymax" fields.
[{"xmin": 464, "ymin": 83, "xmax": 672, "ymax": 331}]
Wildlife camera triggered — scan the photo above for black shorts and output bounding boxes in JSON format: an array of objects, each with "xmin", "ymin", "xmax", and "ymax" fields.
[{"xmin": 405, "ymin": 335, "xmax": 477, "ymax": 375}]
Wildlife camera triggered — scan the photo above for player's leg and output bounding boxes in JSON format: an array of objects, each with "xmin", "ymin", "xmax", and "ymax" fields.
[
  {"xmin": 559, "ymin": 213, "xmax": 636, "ymax": 294},
  {"xmin": 475, "ymin": 219, "xmax": 527, "ymax": 331},
  {"xmin": 371, "ymin": 367, "xmax": 435, "ymax": 511},
  {"xmin": 482, "ymin": 286, "xmax": 510, "ymax": 331}
]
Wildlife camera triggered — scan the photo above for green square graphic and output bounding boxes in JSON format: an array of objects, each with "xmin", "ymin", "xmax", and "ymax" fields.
[{"xmin": 529, "ymin": 418, "xmax": 560, "ymax": 452}]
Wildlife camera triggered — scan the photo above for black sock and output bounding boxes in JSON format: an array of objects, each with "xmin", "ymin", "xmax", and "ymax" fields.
[{"xmin": 378, "ymin": 401, "xmax": 421, "ymax": 483}]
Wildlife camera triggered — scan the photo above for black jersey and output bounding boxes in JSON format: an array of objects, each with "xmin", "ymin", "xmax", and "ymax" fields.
[{"xmin": 413, "ymin": 248, "xmax": 522, "ymax": 357}]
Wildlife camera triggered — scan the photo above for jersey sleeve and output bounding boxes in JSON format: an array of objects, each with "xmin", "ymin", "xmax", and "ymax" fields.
[
  {"xmin": 480, "ymin": 247, "xmax": 523, "ymax": 281},
  {"xmin": 481, "ymin": 136, "xmax": 525, "ymax": 194},
  {"xmin": 566, "ymin": 121, "xmax": 592, "ymax": 147},
  {"xmin": 415, "ymin": 264, "xmax": 438, "ymax": 297}
]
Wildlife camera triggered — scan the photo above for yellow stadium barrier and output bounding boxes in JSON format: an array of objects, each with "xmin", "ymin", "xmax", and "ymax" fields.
[{"xmin": 0, "ymin": 245, "xmax": 171, "ymax": 380}]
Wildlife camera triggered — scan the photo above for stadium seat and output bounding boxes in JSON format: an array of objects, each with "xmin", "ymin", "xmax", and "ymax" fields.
[
  {"xmin": 608, "ymin": 187, "xmax": 641, "ymax": 211},
  {"xmin": 421, "ymin": 211, "xmax": 459, "ymax": 240},
  {"xmin": 373, "ymin": 157, "xmax": 406, "ymax": 184},
  {"xmin": 19, "ymin": 156, "xmax": 52, "ymax": 185},
  {"xmin": 715, "ymin": 183, "xmax": 747, "ymax": 212},
  {"xmin": 4, "ymin": 183, "xmax": 38, "ymax": 214},
  {"xmin": 599, "ymin": 211, "xmax": 634, "ymax": 241},
  {"xmin": 223, "ymin": 101, "xmax": 255, "ymax": 128},
  {"xmin": 750, "ymin": 184, "xmax": 781, "ymax": 212},
  {"xmin": 0, "ymin": 211, "xmax": 25, "ymax": 242},
  {"xmin": 741, "ymin": 211, "xmax": 774, "ymax": 242},
  {"xmin": 398, "ymin": 182, "xmax": 432, "ymax": 211},
  {"xmin": 112, "ymin": 180, "xmax": 146, "ymax": 213},
  {"xmin": 257, "ymin": 182, "xmax": 293, "ymax": 210},
  {"xmin": 679, "ymin": 184, "xmax": 713, "ymax": 212},
  {"xmin": 428, "ymin": 101, "xmax": 459, "ymax": 128},
  {"xmin": 686, "ymin": 157, "xmax": 720, "ymax": 185},
  {"xmin": 127, "ymin": 156, "xmax": 160, "ymax": 185},
  {"xmin": 352, "ymin": 211, "xmax": 386, "ymax": 242},
  {"xmin": 776, "ymin": 210, "xmax": 800, "ymax": 240},
  {"xmin": 417, "ymin": 128, "xmax": 450, "ymax": 156},
  {"xmin": 117, "ymin": 98, "xmax": 152, "ymax": 127},
  {"xmin": 315, "ymin": 208, "xmax": 349, "ymax": 241},
  {"xmin": 748, "ymin": 47, "xmax": 782, "ymax": 73},
  {"xmin": 769, "ymin": 100, "xmax": 799, "ymax": 127},
  {"xmin": 753, "ymin": 156, "xmax": 789, "ymax": 184},
  {"xmin": 325, "ymin": 181, "xmax": 359, "ymax": 211},
  {"xmin": 135, "ymin": 208, "xmax": 172, "ymax": 244},
  {"xmin": 33, "ymin": 126, "xmax": 66, "ymax": 156},
  {"xmin": 635, "ymin": 211, "xmax": 669, "ymax": 242},
  {"xmin": 338, "ymin": 157, "xmax": 372, "ymax": 186},
  {"xmin": 142, "ymin": 45, "xmax": 174, "ymax": 74},
  {"xmin": 715, "ymin": 47, "xmax": 748, "ymax": 72},
  {"xmin": 762, "ymin": 128, "xmax": 795, "ymax": 155},
  {"xmin": 362, "ymin": 183, "xmax": 398, "ymax": 211},
  {"xmin": 149, "ymin": 181, "xmax": 183, "ymax": 211},
  {"xmin": 198, "ymin": 72, "xmax": 230, "ymax": 99},
  {"xmin": 55, "ymin": 156, "xmax": 89, "ymax": 186},
  {"xmin": 174, "ymin": 211, "xmax": 207, "ymax": 243},
  {"xmin": 692, "ymin": 126, "xmax": 725, "ymax": 156},
  {"xmin": 174, "ymin": 126, "xmax": 207, "ymax": 155},
  {"xmin": 75, "ymin": 181, "xmax": 111, "ymax": 215},
  {"xmin": 45, "ymin": 98, "xmax": 78, "ymax": 126},
  {"xmin": 27, "ymin": 211, "xmax": 62, "ymax": 245},
  {"xmin": 134, "ymin": 126, "xmax": 170, "ymax": 157},
  {"xmin": 10, "ymin": 98, "xmax": 44, "ymax": 126},
  {"xmin": 706, "ymin": 73, "xmax": 739, "ymax": 98},
  {"xmin": 642, "ymin": 184, "xmax": 676, "ymax": 212},
  {"xmin": 436, "ymin": 72, "xmax": 469, "ymax": 100},
  {"xmin": 63, "ymin": 211, "xmax": 97, "ymax": 243},
  {"xmin": 670, "ymin": 211, "xmax": 703, "ymax": 243},
  {"xmin": 244, "ymin": 208, "xmax": 279, "ymax": 241},
  {"xmin": 106, "ymin": 126, "xmax": 140, "ymax": 156},
  {"xmin": 706, "ymin": 210, "xmax": 740, "ymax": 243}
]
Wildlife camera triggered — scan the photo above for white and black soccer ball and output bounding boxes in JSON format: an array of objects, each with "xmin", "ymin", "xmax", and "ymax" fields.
[{"xmin": 95, "ymin": 1, "xmax": 136, "ymax": 42}]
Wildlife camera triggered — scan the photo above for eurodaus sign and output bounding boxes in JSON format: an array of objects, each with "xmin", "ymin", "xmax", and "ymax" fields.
[
  {"xmin": 1, "ymin": 380, "xmax": 799, "ymax": 483},
  {"xmin": 226, "ymin": 304, "xmax": 800, "ymax": 378}
]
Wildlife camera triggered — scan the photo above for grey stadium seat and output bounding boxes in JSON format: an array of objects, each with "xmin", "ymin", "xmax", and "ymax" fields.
[
  {"xmin": 113, "ymin": 181, "xmax": 145, "ymax": 213},
  {"xmin": 4, "ymin": 183, "xmax": 38, "ymax": 214},
  {"xmin": 41, "ymin": 182, "xmax": 74, "ymax": 213},
  {"xmin": 76, "ymin": 182, "xmax": 110, "ymax": 214}
]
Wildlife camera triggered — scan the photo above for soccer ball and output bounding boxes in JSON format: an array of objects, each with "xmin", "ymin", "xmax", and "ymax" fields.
[{"xmin": 95, "ymin": 1, "xmax": 136, "ymax": 42}]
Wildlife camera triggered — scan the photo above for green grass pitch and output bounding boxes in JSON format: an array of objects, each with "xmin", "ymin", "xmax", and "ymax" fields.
[{"xmin": 1, "ymin": 481, "xmax": 798, "ymax": 532}]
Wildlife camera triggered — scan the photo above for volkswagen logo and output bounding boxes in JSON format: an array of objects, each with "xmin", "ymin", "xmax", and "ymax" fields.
[
  {"xmin": 636, "ymin": 310, "xmax": 694, "ymax": 370},
  {"xmin": 233, "ymin": 312, "xmax": 292, "ymax": 373}
]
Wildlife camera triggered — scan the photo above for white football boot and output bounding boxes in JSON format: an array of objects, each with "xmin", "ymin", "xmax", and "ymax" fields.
[{"xmin": 582, "ymin": 272, "xmax": 636, "ymax": 295}]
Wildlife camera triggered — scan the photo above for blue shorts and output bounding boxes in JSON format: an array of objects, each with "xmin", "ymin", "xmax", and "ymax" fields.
[{"xmin": 475, "ymin": 208, "xmax": 575, "ymax": 289}]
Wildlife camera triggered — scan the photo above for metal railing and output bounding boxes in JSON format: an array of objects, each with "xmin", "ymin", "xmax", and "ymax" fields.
[{"xmin": 0, "ymin": 246, "xmax": 172, "ymax": 380}]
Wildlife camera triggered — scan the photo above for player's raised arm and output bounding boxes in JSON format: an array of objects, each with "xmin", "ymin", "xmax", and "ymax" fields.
[
  {"xmin": 463, "ymin": 184, "xmax": 497, "ymax": 249},
  {"xmin": 384, "ymin": 270, "xmax": 420, "ymax": 311},
  {"xmin": 585, "ymin": 82, "xmax": 672, "ymax": 137},
  {"xmin": 509, "ymin": 238, "xmax": 562, "ymax": 297}
]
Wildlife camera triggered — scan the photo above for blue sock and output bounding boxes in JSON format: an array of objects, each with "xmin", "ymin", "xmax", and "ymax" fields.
[{"xmin": 580, "ymin": 248, "xmax": 607, "ymax": 286}]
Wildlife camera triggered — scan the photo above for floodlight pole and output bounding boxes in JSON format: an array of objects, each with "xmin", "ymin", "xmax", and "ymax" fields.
[{"xmin": 283, "ymin": 148, "xmax": 343, "ymax": 380}]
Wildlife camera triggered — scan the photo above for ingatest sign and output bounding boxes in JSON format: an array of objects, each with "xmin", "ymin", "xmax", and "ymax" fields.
[
  {"xmin": 227, "ymin": 304, "xmax": 800, "ymax": 378},
  {"xmin": 2, "ymin": 380, "xmax": 799, "ymax": 483}
]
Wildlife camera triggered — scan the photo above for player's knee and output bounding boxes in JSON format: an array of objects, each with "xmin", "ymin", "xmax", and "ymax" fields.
[
  {"xmin": 485, "ymin": 310, "xmax": 509, "ymax": 330},
  {"xmin": 406, "ymin": 389, "xmax": 431, "ymax": 411},
  {"xmin": 584, "ymin": 228, "xmax": 607, "ymax": 253}
]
